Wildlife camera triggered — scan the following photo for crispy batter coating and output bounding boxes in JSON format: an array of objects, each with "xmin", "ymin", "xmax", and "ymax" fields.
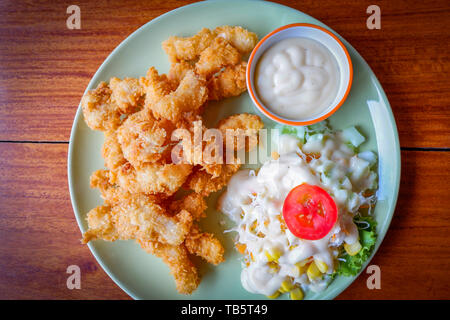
[
  {"xmin": 116, "ymin": 162, "xmax": 193, "ymax": 196},
  {"xmin": 81, "ymin": 82, "xmax": 122, "ymax": 131},
  {"xmin": 186, "ymin": 162, "xmax": 241, "ymax": 196},
  {"xmin": 169, "ymin": 193, "xmax": 207, "ymax": 221},
  {"xmin": 195, "ymin": 37, "xmax": 241, "ymax": 78},
  {"xmin": 140, "ymin": 67, "xmax": 173, "ymax": 108},
  {"xmin": 90, "ymin": 169, "xmax": 132, "ymax": 205},
  {"xmin": 80, "ymin": 25, "xmax": 262, "ymax": 296},
  {"xmin": 208, "ymin": 61, "xmax": 247, "ymax": 100},
  {"xmin": 82, "ymin": 205, "xmax": 118, "ymax": 242},
  {"xmin": 213, "ymin": 25, "xmax": 259, "ymax": 54},
  {"xmin": 217, "ymin": 113, "xmax": 264, "ymax": 152},
  {"xmin": 82, "ymin": 195, "xmax": 193, "ymax": 245},
  {"xmin": 185, "ymin": 225, "xmax": 225, "ymax": 265},
  {"xmin": 162, "ymin": 28, "xmax": 215, "ymax": 63},
  {"xmin": 109, "ymin": 77, "xmax": 144, "ymax": 113},
  {"xmin": 167, "ymin": 61, "xmax": 194, "ymax": 88},
  {"xmin": 117, "ymin": 109, "xmax": 175, "ymax": 166},
  {"xmin": 150, "ymin": 70, "xmax": 208, "ymax": 123},
  {"xmin": 102, "ymin": 131, "xmax": 127, "ymax": 171},
  {"xmin": 139, "ymin": 240, "xmax": 200, "ymax": 294}
]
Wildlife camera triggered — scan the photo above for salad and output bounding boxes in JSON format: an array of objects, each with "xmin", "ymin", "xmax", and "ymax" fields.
[{"xmin": 219, "ymin": 121, "xmax": 378, "ymax": 299}]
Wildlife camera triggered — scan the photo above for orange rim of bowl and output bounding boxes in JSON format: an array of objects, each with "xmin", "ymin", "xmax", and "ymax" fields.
[{"xmin": 246, "ymin": 23, "xmax": 353, "ymax": 126}]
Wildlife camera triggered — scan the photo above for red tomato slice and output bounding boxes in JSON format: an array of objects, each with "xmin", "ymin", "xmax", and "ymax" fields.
[{"xmin": 282, "ymin": 184, "xmax": 338, "ymax": 240}]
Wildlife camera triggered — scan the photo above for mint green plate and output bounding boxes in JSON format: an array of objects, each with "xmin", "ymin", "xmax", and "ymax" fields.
[{"xmin": 68, "ymin": 0, "xmax": 400, "ymax": 300}]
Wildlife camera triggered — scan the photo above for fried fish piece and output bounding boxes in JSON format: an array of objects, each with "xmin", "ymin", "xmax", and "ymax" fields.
[
  {"xmin": 150, "ymin": 70, "xmax": 208, "ymax": 123},
  {"xmin": 90, "ymin": 169, "xmax": 132, "ymax": 205},
  {"xmin": 162, "ymin": 27, "xmax": 215, "ymax": 63},
  {"xmin": 185, "ymin": 224, "xmax": 225, "ymax": 266},
  {"xmin": 217, "ymin": 113, "xmax": 264, "ymax": 152},
  {"xmin": 117, "ymin": 109, "xmax": 175, "ymax": 167},
  {"xmin": 140, "ymin": 67, "xmax": 174, "ymax": 108},
  {"xmin": 138, "ymin": 239, "xmax": 200, "ymax": 294},
  {"xmin": 109, "ymin": 77, "xmax": 144, "ymax": 113},
  {"xmin": 186, "ymin": 162, "xmax": 241, "ymax": 196},
  {"xmin": 81, "ymin": 82, "xmax": 122, "ymax": 131},
  {"xmin": 82, "ymin": 195, "xmax": 193, "ymax": 245},
  {"xmin": 195, "ymin": 37, "xmax": 241, "ymax": 79},
  {"xmin": 116, "ymin": 161, "xmax": 193, "ymax": 196},
  {"xmin": 213, "ymin": 25, "xmax": 259, "ymax": 55},
  {"xmin": 169, "ymin": 193, "xmax": 207, "ymax": 221},
  {"xmin": 167, "ymin": 61, "xmax": 194, "ymax": 88},
  {"xmin": 207, "ymin": 61, "xmax": 247, "ymax": 100},
  {"xmin": 102, "ymin": 131, "xmax": 127, "ymax": 171}
]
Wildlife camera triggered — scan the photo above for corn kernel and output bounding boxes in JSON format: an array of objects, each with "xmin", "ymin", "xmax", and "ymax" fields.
[
  {"xmin": 290, "ymin": 288, "xmax": 304, "ymax": 300},
  {"xmin": 267, "ymin": 291, "xmax": 280, "ymax": 299},
  {"xmin": 344, "ymin": 241, "xmax": 362, "ymax": 256},
  {"xmin": 307, "ymin": 261, "xmax": 321, "ymax": 280},
  {"xmin": 314, "ymin": 259, "xmax": 328, "ymax": 273},
  {"xmin": 280, "ymin": 279, "xmax": 294, "ymax": 293},
  {"xmin": 296, "ymin": 258, "xmax": 311, "ymax": 267},
  {"xmin": 265, "ymin": 247, "xmax": 282, "ymax": 262},
  {"xmin": 267, "ymin": 262, "xmax": 279, "ymax": 273},
  {"xmin": 295, "ymin": 263, "xmax": 307, "ymax": 275}
]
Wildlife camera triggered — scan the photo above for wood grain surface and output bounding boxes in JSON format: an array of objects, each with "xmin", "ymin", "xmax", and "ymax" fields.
[{"xmin": 0, "ymin": 0, "xmax": 449, "ymax": 300}]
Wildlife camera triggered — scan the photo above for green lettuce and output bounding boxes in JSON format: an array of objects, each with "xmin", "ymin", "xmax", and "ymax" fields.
[{"xmin": 336, "ymin": 216, "xmax": 377, "ymax": 277}]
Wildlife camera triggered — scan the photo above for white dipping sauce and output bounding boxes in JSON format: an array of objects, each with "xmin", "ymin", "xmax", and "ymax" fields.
[{"xmin": 256, "ymin": 37, "xmax": 340, "ymax": 120}]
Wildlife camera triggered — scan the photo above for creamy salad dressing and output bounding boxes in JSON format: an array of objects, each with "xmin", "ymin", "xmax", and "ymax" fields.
[
  {"xmin": 219, "ymin": 132, "xmax": 377, "ymax": 297},
  {"xmin": 256, "ymin": 37, "xmax": 340, "ymax": 120}
]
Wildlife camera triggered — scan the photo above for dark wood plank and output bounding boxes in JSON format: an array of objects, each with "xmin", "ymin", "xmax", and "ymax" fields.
[
  {"xmin": 0, "ymin": 142, "xmax": 449, "ymax": 299},
  {"xmin": 0, "ymin": 143, "xmax": 129, "ymax": 299},
  {"xmin": 338, "ymin": 150, "xmax": 450, "ymax": 299},
  {"xmin": 0, "ymin": 0, "xmax": 448, "ymax": 147}
]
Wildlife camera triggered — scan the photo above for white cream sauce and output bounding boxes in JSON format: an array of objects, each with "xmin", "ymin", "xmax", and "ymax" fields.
[
  {"xmin": 219, "ymin": 132, "xmax": 376, "ymax": 296},
  {"xmin": 256, "ymin": 37, "xmax": 340, "ymax": 120}
]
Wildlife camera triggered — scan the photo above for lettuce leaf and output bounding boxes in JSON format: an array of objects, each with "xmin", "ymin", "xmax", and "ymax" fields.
[{"xmin": 336, "ymin": 216, "xmax": 377, "ymax": 277}]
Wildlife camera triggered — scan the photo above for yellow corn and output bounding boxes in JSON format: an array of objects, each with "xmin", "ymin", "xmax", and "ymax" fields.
[
  {"xmin": 265, "ymin": 247, "xmax": 282, "ymax": 262},
  {"xmin": 295, "ymin": 263, "xmax": 308, "ymax": 276},
  {"xmin": 279, "ymin": 279, "xmax": 294, "ymax": 293},
  {"xmin": 314, "ymin": 259, "xmax": 328, "ymax": 273},
  {"xmin": 267, "ymin": 291, "xmax": 280, "ymax": 299},
  {"xmin": 344, "ymin": 241, "xmax": 362, "ymax": 256},
  {"xmin": 290, "ymin": 288, "xmax": 304, "ymax": 300},
  {"xmin": 307, "ymin": 261, "xmax": 322, "ymax": 280},
  {"xmin": 267, "ymin": 262, "xmax": 279, "ymax": 274},
  {"xmin": 296, "ymin": 258, "xmax": 311, "ymax": 267}
]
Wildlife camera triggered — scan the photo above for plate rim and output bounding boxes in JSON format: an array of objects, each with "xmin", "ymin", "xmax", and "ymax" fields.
[{"xmin": 67, "ymin": 0, "xmax": 401, "ymax": 300}]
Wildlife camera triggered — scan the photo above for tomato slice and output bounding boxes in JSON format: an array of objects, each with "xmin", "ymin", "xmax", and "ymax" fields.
[{"xmin": 282, "ymin": 184, "xmax": 337, "ymax": 240}]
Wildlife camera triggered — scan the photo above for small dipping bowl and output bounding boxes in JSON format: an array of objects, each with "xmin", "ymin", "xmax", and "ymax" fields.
[{"xmin": 247, "ymin": 23, "xmax": 353, "ymax": 126}]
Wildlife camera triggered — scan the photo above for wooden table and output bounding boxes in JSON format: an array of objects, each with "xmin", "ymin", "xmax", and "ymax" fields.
[{"xmin": 0, "ymin": 0, "xmax": 449, "ymax": 300}]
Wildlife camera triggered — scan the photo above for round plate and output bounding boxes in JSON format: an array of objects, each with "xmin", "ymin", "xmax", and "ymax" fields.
[{"xmin": 68, "ymin": 0, "xmax": 400, "ymax": 300}]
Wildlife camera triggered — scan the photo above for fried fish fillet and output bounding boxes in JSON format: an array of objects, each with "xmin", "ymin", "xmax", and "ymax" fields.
[
  {"xmin": 116, "ymin": 161, "xmax": 193, "ymax": 196},
  {"xmin": 217, "ymin": 113, "xmax": 264, "ymax": 151},
  {"xmin": 213, "ymin": 25, "xmax": 259, "ymax": 54},
  {"xmin": 207, "ymin": 61, "xmax": 247, "ymax": 100},
  {"xmin": 186, "ymin": 162, "xmax": 241, "ymax": 196},
  {"xmin": 82, "ymin": 195, "xmax": 193, "ymax": 245},
  {"xmin": 81, "ymin": 82, "xmax": 122, "ymax": 132},
  {"xmin": 138, "ymin": 239, "xmax": 200, "ymax": 294},
  {"xmin": 140, "ymin": 67, "xmax": 174, "ymax": 107},
  {"xmin": 102, "ymin": 131, "xmax": 127, "ymax": 171},
  {"xmin": 167, "ymin": 61, "xmax": 194, "ymax": 87},
  {"xmin": 195, "ymin": 37, "xmax": 241, "ymax": 78},
  {"xmin": 168, "ymin": 193, "xmax": 207, "ymax": 221},
  {"xmin": 109, "ymin": 77, "xmax": 144, "ymax": 113},
  {"xmin": 185, "ymin": 224, "xmax": 225, "ymax": 265},
  {"xmin": 162, "ymin": 27, "xmax": 215, "ymax": 63},
  {"xmin": 117, "ymin": 109, "xmax": 175, "ymax": 167},
  {"xmin": 150, "ymin": 70, "xmax": 208, "ymax": 123}
]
